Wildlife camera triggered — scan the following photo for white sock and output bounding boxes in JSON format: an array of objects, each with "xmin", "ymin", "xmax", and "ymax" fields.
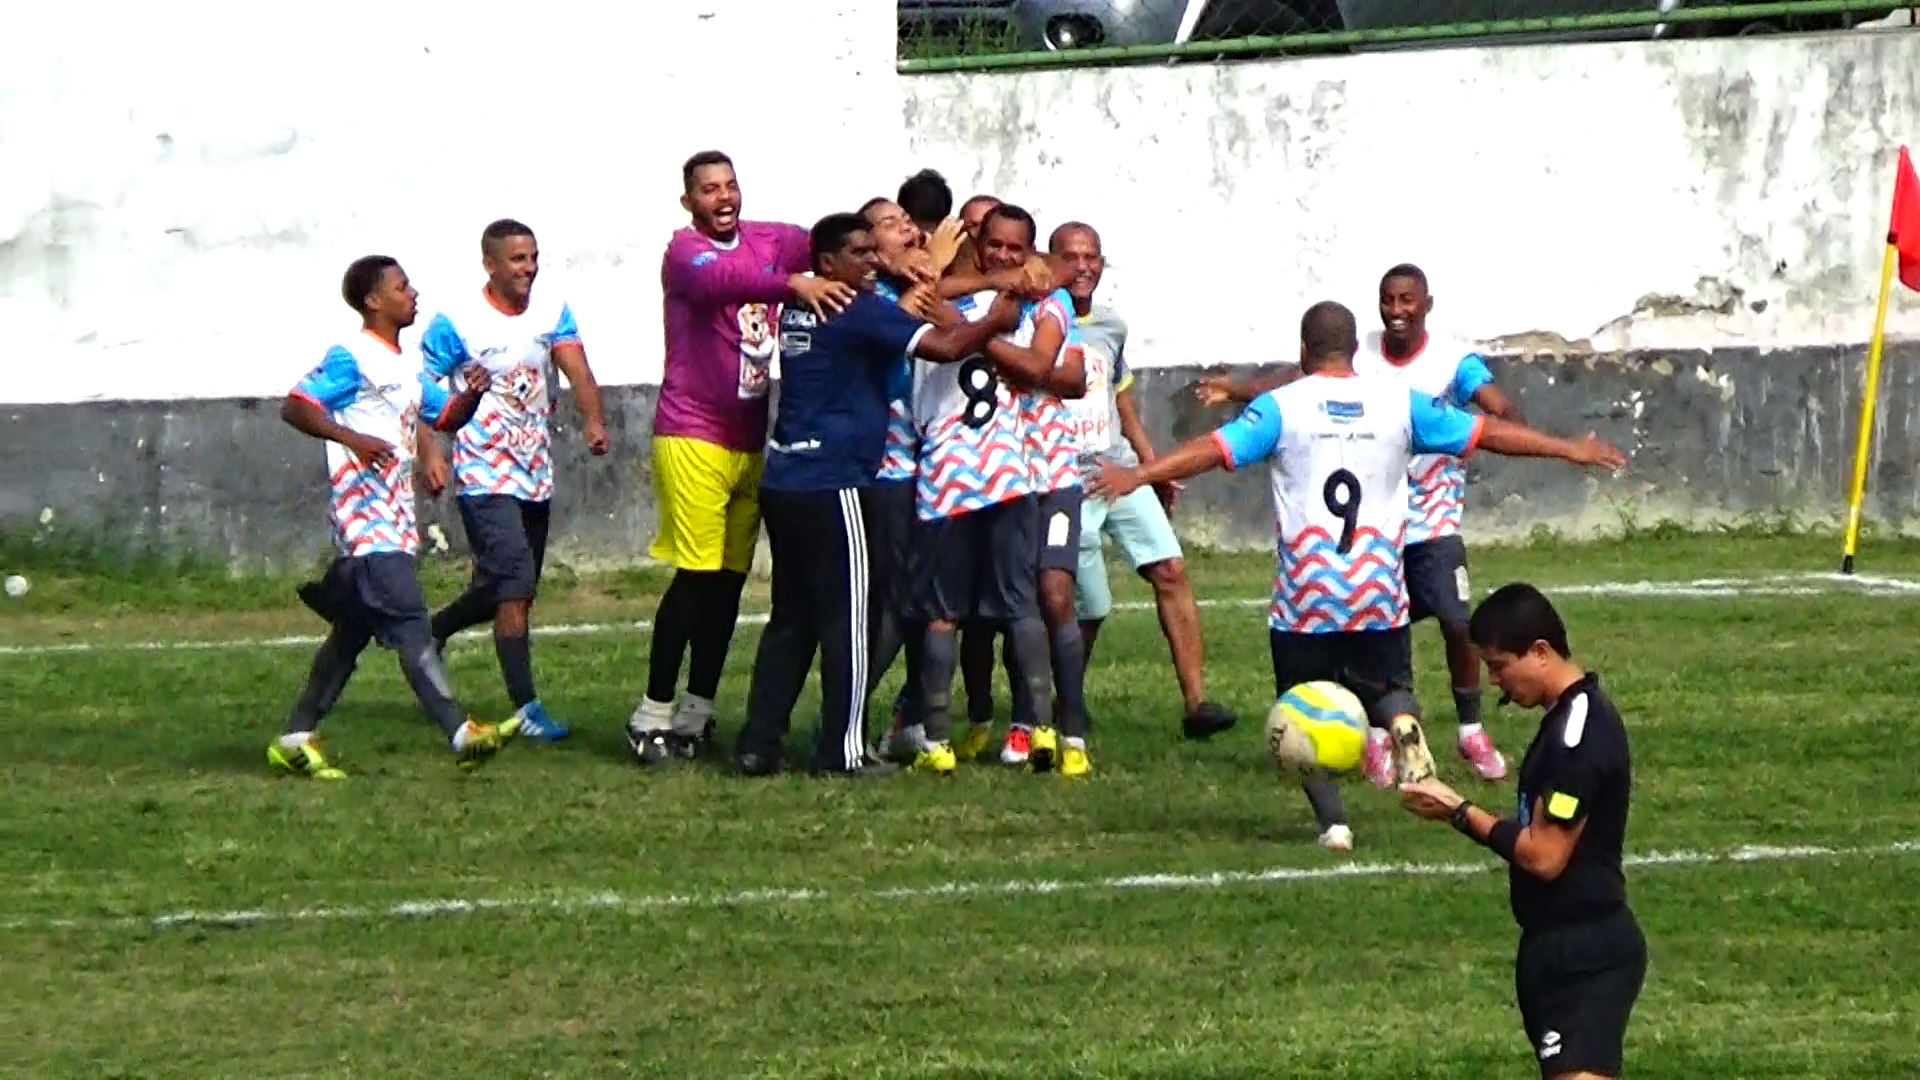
[
  {"xmin": 450, "ymin": 721, "xmax": 478, "ymax": 752},
  {"xmin": 672, "ymin": 694, "xmax": 715, "ymax": 736},
  {"xmin": 1064, "ymin": 736, "xmax": 1086, "ymax": 750},
  {"xmin": 1458, "ymin": 722, "xmax": 1484, "ymax": 742},
  {"xmin": 278, "ymin": 731, "xmax": 314, "ymax": 751},
  {"xmin": 629, "ymin": 696, "xmax": 675, "ymax": 733}
]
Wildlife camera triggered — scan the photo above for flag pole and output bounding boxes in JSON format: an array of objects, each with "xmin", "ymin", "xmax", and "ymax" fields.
[{"xmin": 1841, "ymin": 239, "xmax": 1899, "ymax": 574}]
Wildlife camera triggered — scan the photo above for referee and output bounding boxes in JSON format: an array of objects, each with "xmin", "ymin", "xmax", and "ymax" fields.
[
  {"xmin": 732, "ymin": 212, "xmax": 1016, "ymax": 778},
  {"xmin": 1399, "ymin": 582, "xmax": 1644, "ymax": 1080}
]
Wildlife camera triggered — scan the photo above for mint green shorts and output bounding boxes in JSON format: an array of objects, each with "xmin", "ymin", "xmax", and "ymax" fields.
[{"xmin": 1075, "ymin": 485, "xmax": 1185, "ymax": 621}]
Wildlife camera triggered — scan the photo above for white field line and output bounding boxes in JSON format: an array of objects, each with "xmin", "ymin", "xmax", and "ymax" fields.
[
  {"xmin": 6, "ymin": 836, "xmax": 1913, "ymax": 935},
  {"xmin": 3, "ymin": 571, "xmax": 1918, "ymax": 659}
]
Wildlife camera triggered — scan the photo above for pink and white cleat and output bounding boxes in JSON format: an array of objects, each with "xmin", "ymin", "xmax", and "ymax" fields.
[
  {"xmin": 1458, "ymin": 728, "xmax": 1509, "ymax": 781},
  {"xmin": 1362, "ymin": 728, "xmax": 1395, "ymax": 789}
]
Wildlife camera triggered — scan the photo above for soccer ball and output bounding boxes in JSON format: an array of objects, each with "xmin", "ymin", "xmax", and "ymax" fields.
[{"xmin": 1266, "ymin": 681, "xmax": 1370, "ymax": 778}]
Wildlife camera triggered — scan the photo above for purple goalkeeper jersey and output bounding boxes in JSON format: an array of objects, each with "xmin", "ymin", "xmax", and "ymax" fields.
[{"xmin": 654, "ymin": 220, "xmax": 812, "ymax": 452}]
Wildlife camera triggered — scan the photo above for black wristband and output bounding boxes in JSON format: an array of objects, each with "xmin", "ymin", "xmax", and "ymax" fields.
[
  {"xmin": 1450, "ymin": 800, "xmax": 1477, "ymax": 836},
  {"xmin": 1485, "ymin": 819, "xmax": 1523, "ymax": 863}
]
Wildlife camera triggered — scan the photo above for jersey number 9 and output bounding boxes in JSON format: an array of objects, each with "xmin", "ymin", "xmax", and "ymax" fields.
[
  {"xmin": 1322, "ymin": 468, "xmax": 1362, "ymax": 555},
  {"xmin": 957, "ymin": 356, "xmax": 999, "ymax": 429}
]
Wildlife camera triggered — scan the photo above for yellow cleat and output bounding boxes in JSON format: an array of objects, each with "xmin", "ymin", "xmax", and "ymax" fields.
[
  {"xmin": 454, "ymin": 716, "xmax": 519, "ymax": 771},
  {"xmin": 1390, "ymin": 715, "xmax": 1437, "ymax": 784},
  {"xmin": 267, "ymin": 739, "xmax": 347, "ymax": 780},
  {"xmin": 1028, "ymin": 726, "xmax": 1060, "ymax": 773},
  {"xmin": 955, "ymin": 722, "xmax": 996, "ymax": 763},
  {"xmin": 1060, "ymin": 745, "xmax": 1091, "ymax": 778},
  {"xmin": 912, "ymin": 744, "xmax": 958, "ymax": 775}
]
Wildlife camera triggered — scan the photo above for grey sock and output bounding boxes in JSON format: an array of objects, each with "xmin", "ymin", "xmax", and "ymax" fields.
[{"xmin": 398, "ymin": 643, "xmax": 467, "ymax": 740}]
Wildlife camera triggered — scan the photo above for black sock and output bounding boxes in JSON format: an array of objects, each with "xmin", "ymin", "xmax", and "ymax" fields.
[
  {"xmin": 1303, "ymin": 778, "xmax": 1348, "ymax": 832},
  {"xmin": 431, "ymin": 586, "xmax": 496, "ymax": 649},
  {"xmin": 1002, "ymin": 629, "xmax": 1033, "ymax": 728},
  {"xmin": 960, "ymin": 621, "xmax": 996, "ymax": 724},
  {"xmin": 1453, "ymin": 687, "xmax": 1483, "ymax": 729},
  {"xmin": 286, "ymin": 626, "xmax": 367, "ymax": 734},
  {"xmin": 687, "ymin": 571, "xmax": 746, "ymax": 700},
  {"xmin": 919, "ymin": 625, "xmax": 959, "ymax": 744},
  {"xmin": 1006, "ymin": 616, "xmax": 1052, "ymax": 737},
  {"xmin": 497, "ymin": 633, "xmax": 537, "ymax": 709},
  {"xmin": 1047, "ymin": 621, "xmax": 1087, "ymax": 739},
  {"xmin": 646, "ymin": 573, "xmax": 699, "ymax": 703}
]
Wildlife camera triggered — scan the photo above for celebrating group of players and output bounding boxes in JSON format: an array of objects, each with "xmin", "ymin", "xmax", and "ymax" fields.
[{"xmin": 267, "ymin": 151, "xmax": 1625, "ymax": 856}]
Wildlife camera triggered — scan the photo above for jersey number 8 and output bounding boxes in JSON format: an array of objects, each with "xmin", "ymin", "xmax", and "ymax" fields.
[
  {"xmin": 957, "ymin": 356, "xmax": 999, "ymax": 429},
  {"xmin": 1322, "ymin": 468, "xmax": 1362, "ymax": 555}
]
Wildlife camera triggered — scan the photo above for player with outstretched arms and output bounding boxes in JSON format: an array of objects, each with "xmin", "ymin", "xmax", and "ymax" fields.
[
  {"xmin": 626, "ymin": 150, "xmax": 856, "ymax": 766},
  {"xmin": 271, "ymin": 255, "xmax": 513, "ymax": 778},
  {"xmin": 1195, "ymin": 264, "xmax": 1522, "ymax": 785},
  {"xmin": 1093, "ymin": 301, "xmax": 1624, "ymax": 851},
  {"xmin": 418, "ymin": 218, "xmax": 609, "ymax": 745}
]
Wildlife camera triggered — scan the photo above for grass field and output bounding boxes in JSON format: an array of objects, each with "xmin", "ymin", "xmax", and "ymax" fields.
[{"xmin": 5, "ymin": 533, "xmax": 1920, "ymax": 1078}]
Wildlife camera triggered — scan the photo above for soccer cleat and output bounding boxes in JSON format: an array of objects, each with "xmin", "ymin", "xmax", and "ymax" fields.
[
  {"xmin": 1458, "ymin": 729, "xmax": 1509, "ymax": 781},
  {"xmin": 1059, "ymin": 744, "xmax": 1091, "ymax": 778},
  {"xmin": 514, "ymin": 700, "xmax": 570, "ymax": 743},
  {"xmin": 1182, "ymin": 701, "xmax": 1238, "ymax": 741},
  {"xmin": 999, "ymin": 726, "xmax": 1033, "ymax": 767},
  {"xmin": 626, "ymin": 722, "xmax": 674, "ymax": 766},
  {"xmin": 453, "ymin": 716, "xmax": 518, "ymax": 771},
  {"xmin": 956, "ymin": 721, "xmax": 997, "ymax": 763},
  {"xmin": 669, "ymin": 718, "xmax": 717, "ymax": 761},
  {"xmin": 1362, "ymin": 729, "xmax": 1395, "ymax": 789},
  {"xmin": 1390, "ymin": 715, "xmax": 1438, "ymax": 784},
  {"xmin": 912, "ymin": 743, "xmax": 958, "ymax": 775},
  {"xmin": 267, "ymin": 739, "xmax": 347, "ymax": 780},
  {"xmin": 1318, "ymin": 824, "xmax": 1354, "ymax": 852},
  {"xmin": 1028, "ymin": 726, "xmax": 1060, "ymax": 773}
]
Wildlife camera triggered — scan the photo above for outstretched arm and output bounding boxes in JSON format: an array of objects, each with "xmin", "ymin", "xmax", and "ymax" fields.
[
  {"xmin": 1194, "ymin": 365, "xmax": 1301, "ymax": 406},
  {"xmin": 1091, "ymin": 390, "xmax": 1284, "ymax": 500}
]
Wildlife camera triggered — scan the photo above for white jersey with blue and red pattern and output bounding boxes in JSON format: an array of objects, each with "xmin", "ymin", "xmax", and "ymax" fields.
[
  {"xmin": 1012, "ymin": 288, "xmax": 1082, "ymax": 493},
  {"xmin": 1355, "ymin": 331, "xmax": 1495, "ymax": 545},
  {"xmin": 1210, "ymin": 371, "xmax": 1484, "ymax": 634},
  {"xmin": 291, "ymin": 332, "xmax": 454, "ymax": 558},
  {"xmin": 420, "ymin": 286, "xmax": 580, "ymax": 503},
  {"xmin": 912, "ymin": 290, "xmax": 1032, "ymax": 520},
  {"xmin": 872, "ymin": 276, "xmax": 918, "ymax": 483}
]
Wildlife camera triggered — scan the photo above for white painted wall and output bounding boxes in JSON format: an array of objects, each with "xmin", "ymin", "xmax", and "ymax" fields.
[
  {"xmin": 4, "ymin": 12, "xmax": 1917, "ymax": 404},
  {"xmin": 905, "ymin": 29, "xmax": 1920, "ymax": 370},
  {"xmin": 0, "ymin": 0, "xmax": 904, "ymax": 404}
]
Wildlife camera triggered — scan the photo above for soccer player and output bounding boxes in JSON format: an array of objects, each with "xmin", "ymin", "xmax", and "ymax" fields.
[
  {"xmin": 954, "ymin": 203, "xmax": 1091, "ymax": 774},
  {"xmin": 732, "ymin": 213, "xmax": 1018, "ymax": 777},
  {"xmin": 1400, "ymin": 583, "xmax": 1645, "ymax": 1080},
  {"xmin": 626, "ymin": 150, "xmax": 856, "ymax": 766},
  {"xmin": 1356, "ymin": 264, "xmax": 1518, "ymax": 781},
  {"xmin": 1091, "ymin": 301, "xmax": 1625, "ymax": 851},
  {"xmin": 271, "ymin": 255, "xmax": 510, "ymax": 778},
  {"xmin": 896, "ymin": 168, "xmax": 954, "ymax": 240},
  {"xmin": 1051, "ymin": 221, "xmax": 1235, "ymax": 741},
  {"xmin": 418, "ymin": 218, "xmax": 608, "ymax": 744},
  {"xmin": 901, "ymin": 269, "xmax": 1066, "ymax": 776},
  {"xmin": 1195, "ymin": 265, "xmax": 1521, "ymax": 783}
]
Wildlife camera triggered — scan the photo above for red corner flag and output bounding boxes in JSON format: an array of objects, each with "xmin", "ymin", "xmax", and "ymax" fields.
[{"xmin": 1894, "ymin": 146, "xmax": 1920, "ymax": 291}]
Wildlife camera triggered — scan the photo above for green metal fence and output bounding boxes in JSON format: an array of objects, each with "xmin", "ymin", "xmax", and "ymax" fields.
[{"xmin": 897, "ymin": 0, "xmax": 1912, "ymax": 73}]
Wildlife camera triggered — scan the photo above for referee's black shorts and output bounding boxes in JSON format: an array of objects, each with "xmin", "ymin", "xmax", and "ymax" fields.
[{"xmin": 1514, "ymin": 907, "xmax": 1647, "ymax": 1078}]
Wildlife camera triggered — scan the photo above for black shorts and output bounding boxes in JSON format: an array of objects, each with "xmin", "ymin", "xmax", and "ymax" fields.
[
  {"xmin": 1034, "ymin": 486, "xmax": 1084, "ymax": 574},
  {"xmin": 915, "ymin": 495, "xmax": 1040, "ymax": 623},
  {"xmin": 1515, "ymin": 908, "xmax": 1648, "ymax": 1078},
  {"xmin": 296, "ymin": 551, "xmax": 434, "ymax": 652},
  {"xmin": 865, "ymin": 478, "xmax": 917, "ymax": 618},
  {"xmin": 1406, "ymin": 535, "xmax": 1471, "ymax": 625},
  {"xmin": 456, "ymin": 494, "xmax": 552, "ymax": 602},
  {"xmin": 1269, "ymin": 626, "xmax": 1419, "ymax": 728}
]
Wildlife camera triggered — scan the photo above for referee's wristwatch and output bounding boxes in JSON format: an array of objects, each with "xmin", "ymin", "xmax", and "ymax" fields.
[{"xmin": 1450, "ymin": 800, "xmax": 1477, "ymax": 835}]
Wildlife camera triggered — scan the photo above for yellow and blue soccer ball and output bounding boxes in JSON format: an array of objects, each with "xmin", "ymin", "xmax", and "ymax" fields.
[{"xmin": 1265, "ymin": 681, "xmax": 1370, "ymax": 777}]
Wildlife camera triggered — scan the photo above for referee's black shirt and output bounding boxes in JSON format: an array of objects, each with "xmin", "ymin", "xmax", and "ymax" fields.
[{"xmin": 1510, "ymin": 672, "xmax": 1632, "ymax": 933}]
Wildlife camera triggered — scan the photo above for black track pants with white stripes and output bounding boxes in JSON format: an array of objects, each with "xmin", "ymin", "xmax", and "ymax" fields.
[{"xmin": 737, "ymin": 485, "xmax": 877, "ymax": 773}]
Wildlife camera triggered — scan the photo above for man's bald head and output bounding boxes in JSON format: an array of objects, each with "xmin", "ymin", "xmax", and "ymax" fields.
[
  {"xmin": 1048, "ymin": 221, "xmax": 1100, "ymax": 253},
  {"xmin": 1299, "ymin": 300, "xmax": 1359, "ymax": 374}
]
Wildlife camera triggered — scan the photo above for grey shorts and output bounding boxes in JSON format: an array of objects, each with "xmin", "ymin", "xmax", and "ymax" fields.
[
  {"xmin": 296, "ymin": 551, "xmax": 434, "ymax": 652},
  {"xmin": 456, "ymin": 494, "xmax": 552, "ymax": 603},
  {"xmin": 1405, "ymin": 535, "xmax": 1471, "ymax": 626}
]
